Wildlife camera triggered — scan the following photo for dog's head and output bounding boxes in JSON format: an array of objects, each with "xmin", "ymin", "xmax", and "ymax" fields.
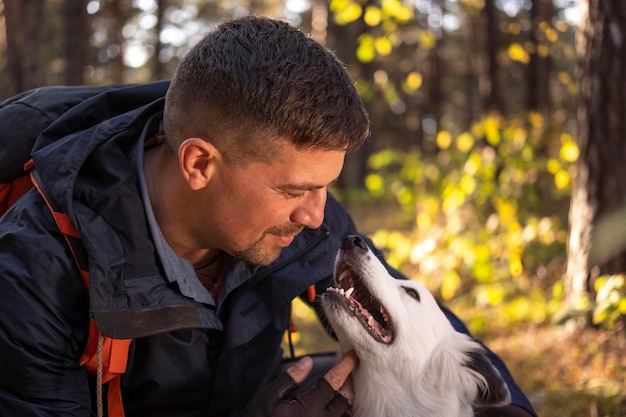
[{"xmin": 321, "ymin": 235, "xmax": 510, "ymax": 414}]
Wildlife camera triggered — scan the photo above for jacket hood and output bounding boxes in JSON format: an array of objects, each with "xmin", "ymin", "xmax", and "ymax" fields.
[
  {"xmin": 31, "ymin": 81, "xmax": 169, "ymax": 218},
  {"xmin": 26, "ymin": 81, "xmax": 221, "ymax": 338}
]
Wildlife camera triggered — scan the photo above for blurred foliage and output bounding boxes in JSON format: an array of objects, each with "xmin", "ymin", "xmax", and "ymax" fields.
[
  {"xmin": 352, "ymin": 112, "xmax": 578, "ymax": 333},
  {"xmin": 592, "ymin": 275, "xmax": 626, "ymax": 330}
]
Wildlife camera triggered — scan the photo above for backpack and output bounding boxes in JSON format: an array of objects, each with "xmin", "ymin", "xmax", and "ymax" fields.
[{"xmin": 0, "ymin": 85, "xmax": 135, "ymax": 417}]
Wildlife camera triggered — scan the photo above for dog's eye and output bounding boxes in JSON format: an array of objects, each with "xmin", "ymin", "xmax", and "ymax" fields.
[{"xmin": 403, "ymin": 287, "xmax": 420, "ymax": 302}]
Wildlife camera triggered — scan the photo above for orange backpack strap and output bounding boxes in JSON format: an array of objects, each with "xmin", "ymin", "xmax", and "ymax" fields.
[
  {"xmin": 0, "ymin": 175, "xmax": 34, "ymax": 216},
  {"xmin": 79, "ymin": 321, "xmax": 132, "ymax": 417},
  {"xmin": 28, "ymin": 166, "xmax": 131, "ymax": 417}
]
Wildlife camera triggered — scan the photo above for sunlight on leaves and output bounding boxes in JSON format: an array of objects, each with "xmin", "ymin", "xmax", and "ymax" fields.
[
  {"xmin": 546, "ymin": 158, "xmax": 561, "ymax": 174},
  {"xmin": 456, "ymin": 132, "xmax": 475, "ymax": 153},
  {"xmin": 593, "ymin": 275, "xmax": 626, "ymax": 329},
  {"xmin": 441, "ymin": 270, "xmax": 462, "ymax": 301},
  {"xmin": 381, "ymin": 0, "xmax": 413, "ymax": 22},
  {"xmin": 508, "ymin": 43, "xmax": 530, "ymax": 63},
  {"xmin": 483, "ymin": 115, "xmax": 501, "ymax": 146},
  {"xmin": 559, "ymin": 134, "xmax": 579, "ymax": 162},
  {"xmin": 405, "ymin": 71, "xmax": 423, "ymax": 91},
  {"xmin": 476, "ymin": 285, "xmax": 506, "ymax": 307},
  {"xmin": 363, "ymin": 6, "xmax": 382, "ymax": 26},
  {"xmin": 356, "ymin": 34, "xmax": 376, "ymax": 63},
  {"xmin": 509, "ymin": 252, "xmax": 523, "ymax": 276},
  {"xmin": 460, "ymin": 175, "xmax": 477, "ymax": 195},
  {"xmin": 418, "ymin": 30, "xmax": 436, "ymax": 50},
  {"xmin": 331, "ymin": 0, "xmax": 362, "ymax": 25},
  {"xmin": 436, "ymin": 130, "xmax": 452, "ymax": 149},
  {"xmin": 554, "ymin": 169, "xmax": 571, "ymax": 190},
  {"xmin": 365, "ymin": 173, "xmax": 385, "ymax": 197},
  {"xmin": 537, "ymin": 44, "xmax": 550, "ymax": 57},
  {"xmin": 374, "ymin": 36, "xmax": 393, "ymax": 56}
]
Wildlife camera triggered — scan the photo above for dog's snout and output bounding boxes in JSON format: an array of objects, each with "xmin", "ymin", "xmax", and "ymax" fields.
[{"xmin": 342, "ymin": 235, "xmax": 368, "ymax": 251}]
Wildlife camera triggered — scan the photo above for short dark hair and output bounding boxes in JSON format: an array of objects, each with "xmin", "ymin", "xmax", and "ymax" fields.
[{"xmin": 163, "ymin": 15, "xmax": 370, "ymax": 164}]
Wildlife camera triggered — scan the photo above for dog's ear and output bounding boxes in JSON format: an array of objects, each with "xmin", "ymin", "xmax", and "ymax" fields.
[{"xmin": 462, "ymin": 346, "xmax": 511, "ymax": 407}]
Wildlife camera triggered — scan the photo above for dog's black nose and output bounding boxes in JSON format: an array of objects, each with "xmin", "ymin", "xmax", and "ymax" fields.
[{"xmin": 342, "ymin": 235, "xmax": 368, "ymax": 251}]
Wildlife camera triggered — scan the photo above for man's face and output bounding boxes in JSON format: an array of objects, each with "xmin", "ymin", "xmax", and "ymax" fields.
[{"xmin": 205, "ymin": 142, "xmax": 346, "ymax": 266}]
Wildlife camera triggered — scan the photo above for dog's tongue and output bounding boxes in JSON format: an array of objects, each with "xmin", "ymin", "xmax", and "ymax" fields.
[
  {"xmin": 329, "ymin": 284, "xmax": 394, "ymax": 344},
  {"xmin": 349, "ymin": 296, "xmax": 393, "ymax": 343}
]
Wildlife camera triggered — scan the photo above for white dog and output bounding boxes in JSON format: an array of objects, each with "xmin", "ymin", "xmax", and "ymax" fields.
[{"xmin": 321, "ymin": 235, "xmax": 511, "ymax": 417}]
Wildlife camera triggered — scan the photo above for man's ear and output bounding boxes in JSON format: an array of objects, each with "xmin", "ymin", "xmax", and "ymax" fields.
[{"xmin": 178, "ymin": 138, "xmax": 220, "ymax": 190}]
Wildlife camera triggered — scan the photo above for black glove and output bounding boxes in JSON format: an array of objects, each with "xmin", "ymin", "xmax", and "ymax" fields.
[{"xmin": 246, "ymin": 371, "xmax": 350, "ymax": 417}]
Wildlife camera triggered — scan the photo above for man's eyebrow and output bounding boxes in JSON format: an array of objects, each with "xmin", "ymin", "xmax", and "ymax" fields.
[{"xmin": 277, "ymin": 178, "xmax": 339, "ymax": 191}]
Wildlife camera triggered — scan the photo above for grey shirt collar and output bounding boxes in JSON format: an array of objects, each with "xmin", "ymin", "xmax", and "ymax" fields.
[{"xmin": 135, "ymin": 141, "xmax": 215, "ymax": 306}]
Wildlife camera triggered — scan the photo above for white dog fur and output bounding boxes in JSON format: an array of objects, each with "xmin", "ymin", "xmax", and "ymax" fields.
[{"xmin": 321, "ymin": 235, "xmax": 511, "ymax": 417}]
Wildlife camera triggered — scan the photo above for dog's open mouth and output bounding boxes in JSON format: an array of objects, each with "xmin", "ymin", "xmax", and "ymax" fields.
[{"xmin": 327, "ymin": 263, "xmax": 394, "ymax": 344}]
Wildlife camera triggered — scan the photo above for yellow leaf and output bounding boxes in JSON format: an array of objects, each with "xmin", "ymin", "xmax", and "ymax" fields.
[
  {"xmin": 406, "ymin": 71, "xmax": 423, "ymax": 90},
  {"xmin": 508, "ymin": 22, "xmax": 521, "ymax": 35},
  {"xmin": 422, "ymin": 196, "xmax": 440, "ymax": 216},
  {"xmin": 382, "ymin": 0, "xmax": 413, "ymax": 22},
  {"xmin": 554, "ymin": 169, "xmax": 571, "ymax": 190},
  {"xmin": 544, "ymin": 27, "xmax": 558, "ymax": 43},
  {"xmin": 356, "ymin": 35, "xmax": 375, "ymax": 63},
  {"xmin": 419, "ymin": 30, "xmax": 436, "ymax": 50},
  {"xmin": 334, "ymin": 3, "xmax": 363, "ymax": 25},
  {"xmin": 442, "ymin": 188, "xmax": 466, "ymax": 213},
  {"xmin": 416, "ymin": 211, "xmax": 432, "ymax": 229},
  {"xmin": 529, "ymin": 112, "xmax": 544, "ymax": 128},
  {"xmin": 560, "ymin": 139, "xmax": 579, "ymax": 162},
  {"xmin": 496, "ymin": 199, "xmax": 517, "ymax": 224},
  {"xmin": 483, "ymin": 116, "xmax": 500, "ymax": 146},
  {"xmin": 547, "ymin": 158, "xmax": 561, "ymax": 174},
  {"xmin": 374, "ymin": 36, "xmax": 393, "ymax": 56},
  {"xmin": 364, "ymin": 6, "xmax": 382, "ymax": 26},
  {"xmin": 558, "ymin": 72, "xmax": 571, "ymax": 85},
  {"xmin": 365, "ymin": 173, "xmax": 384, "ymax": 195},
  {"xmin": 456, "ymin": 132, "xmax": 475, "ymax": 153},
  {"xmin": 509, "ymin": 253, "xmax": 523, "ymax": 276},
  {"xmin": 592, "ymin": 307, "xmax": 608, "ymax": 325},
  {"xmin": 508, "ymin": 43, "xmax": 530, "ymax": 63},
  {"xmin": 460, "ymin": 175, "xmax": 476, "ymax": 195},
  {"xmin": 436, "ymin": 131, "xmax": 452, "ymax": 149},
  {"xmin": 537, "ymin": 44, "xmax": 550, "ymax": 57},
  {"xmin": 441, "ymin": 270, "xmax": 461, "ymax": 301}
]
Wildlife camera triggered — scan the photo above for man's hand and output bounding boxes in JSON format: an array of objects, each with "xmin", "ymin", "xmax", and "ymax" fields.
[{"xmin": 246, "ymin": 351, "xmax": 359, "ymax": 417}]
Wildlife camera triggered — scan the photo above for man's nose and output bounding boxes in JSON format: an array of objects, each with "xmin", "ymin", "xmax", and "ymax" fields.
[{"xmin": 291, "ymin": 189, "xmax": 327, "ymax": 229}]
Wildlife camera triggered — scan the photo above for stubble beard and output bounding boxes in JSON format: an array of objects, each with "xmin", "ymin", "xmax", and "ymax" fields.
[{"xmin": 234, "ymin": 223, "xmax": 305, "ymax": 266}]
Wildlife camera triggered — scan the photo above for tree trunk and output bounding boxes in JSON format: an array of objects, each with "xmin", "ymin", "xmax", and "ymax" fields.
[
  {"xmin": 482, "ymin": 0, "xmax": 500, "ymax": 111},
  {"xmin": 565, "ymin": 0, "xmax": 626, "ymax": 324},
  {"xmin": 3, "ymin": 0, "xmax": 46, "ymax": 96},
  {"xmin": 152, "ymin": 0, "xmax": 165, "ymax": 80},
  {"xmin": 65, "ymin": 0, "xmax": 89, "ymax": 85},
  {"xmin": 426, "ymin": 0, "xmax": 443, "ymax": 127},
  {"xmin": 527, "ymin": 0, "xmax": 552, "ymax": 116},
  {"xmin": 109, "ymin": 0, "xmax": 125, "ymax": 84}
]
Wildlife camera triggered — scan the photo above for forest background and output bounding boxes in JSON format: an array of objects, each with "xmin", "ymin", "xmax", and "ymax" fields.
[{"xmin": 1, "ymin": 0, "xmax": 625, "ymax": 416}]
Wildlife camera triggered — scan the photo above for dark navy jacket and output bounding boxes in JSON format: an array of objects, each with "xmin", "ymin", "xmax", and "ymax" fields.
[{"xmin": 0, "ymin": 82, "xmax": 536, "ymax": 416}]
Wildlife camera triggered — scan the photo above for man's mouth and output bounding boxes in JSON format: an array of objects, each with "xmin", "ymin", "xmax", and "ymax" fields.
[{"xmin": 326, "ymin": 262, "xmax": 394, "ymax": 344}]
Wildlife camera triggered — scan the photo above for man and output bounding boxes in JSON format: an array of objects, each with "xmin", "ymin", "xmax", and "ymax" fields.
[{"xmin": 0, "ymin": 15, "xmax": 536, "ymax": 417}]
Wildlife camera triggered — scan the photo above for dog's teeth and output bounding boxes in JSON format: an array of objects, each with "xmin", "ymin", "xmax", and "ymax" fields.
[
  {"xmin": 339, "ymin": 270, "xmax": 350, "ymax": 282},
  {"xmin": 345, "ymin": 287, "xmax": 355, "ymax": 298}
]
